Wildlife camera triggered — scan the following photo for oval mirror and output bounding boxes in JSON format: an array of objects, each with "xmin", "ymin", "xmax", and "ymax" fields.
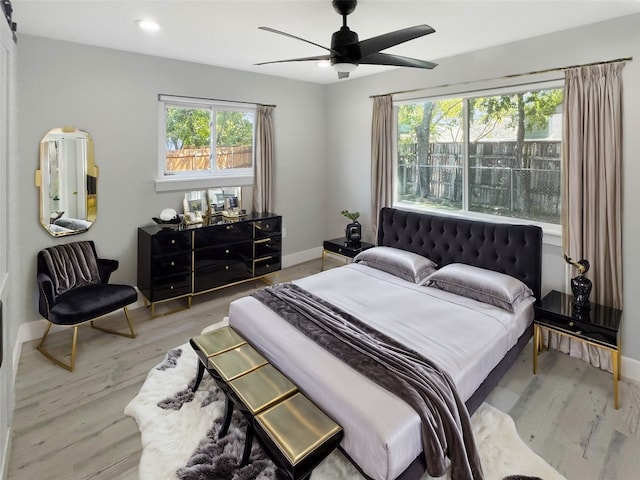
[{"xmin": 35, "ymin": 127, "xmax": 98, "ymax": 237}]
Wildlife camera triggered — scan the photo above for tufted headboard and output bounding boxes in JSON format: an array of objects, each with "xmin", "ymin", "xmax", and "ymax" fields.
[{"xmin": 377, "ymin": 207, "xmax": 543, "ymax": 300}]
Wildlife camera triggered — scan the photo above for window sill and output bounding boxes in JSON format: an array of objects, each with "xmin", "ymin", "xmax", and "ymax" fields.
[
  {"xmin": 155, "ymin": 175, "xmax": 254, "ymax": 193},
  {"xmin": 392, "ymin": 203, "xmax": 562, "ymax": 247}
]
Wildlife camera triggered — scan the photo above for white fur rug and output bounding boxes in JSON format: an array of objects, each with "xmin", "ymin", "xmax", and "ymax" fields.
[{"xmin": 125, "ymin": 325, "xmax": 565, "ymax": 480}]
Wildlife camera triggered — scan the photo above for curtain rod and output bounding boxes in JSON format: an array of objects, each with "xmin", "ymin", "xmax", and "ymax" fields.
[
  {"xmin": 158, "ymin": 93, "xmax": 275, "ymax": 108},
  {"xmin": 370, "ymin": 56, "xmax": 632, "ymax": 98}
]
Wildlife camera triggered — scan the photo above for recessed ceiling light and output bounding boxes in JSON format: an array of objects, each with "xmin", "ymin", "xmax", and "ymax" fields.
[{"xmin": 136, "ymin": 19, "xmax": 160, "ymax": 32}]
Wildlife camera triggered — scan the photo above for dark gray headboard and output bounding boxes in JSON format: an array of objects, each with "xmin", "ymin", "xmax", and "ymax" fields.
[{"xmin": 377, "ymin": 208, "xmax": 543, "ymax": 300}]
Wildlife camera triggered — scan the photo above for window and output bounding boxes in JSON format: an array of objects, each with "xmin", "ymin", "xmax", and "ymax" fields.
[
  {"xmin": 157, "ymin": 95, "xmax": 255, "ymax": 190},
  {"xmin": 396, "ymin": 83, "xmax": 563, "ymax": 226}
]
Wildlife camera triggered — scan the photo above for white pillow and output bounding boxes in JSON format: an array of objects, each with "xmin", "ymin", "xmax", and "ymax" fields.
[
  {"xmin": 426, "ymin": 263, "xmax": 533, "ymax": 312},
  {"xmin": 354, "ymin": 246, "xmax": 437, "ymax": 284}
]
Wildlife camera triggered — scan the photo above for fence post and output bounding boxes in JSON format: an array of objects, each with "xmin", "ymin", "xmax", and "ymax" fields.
[{"xmin": 510, "ymin": 168, "xmax": 514, "ymax": 213}]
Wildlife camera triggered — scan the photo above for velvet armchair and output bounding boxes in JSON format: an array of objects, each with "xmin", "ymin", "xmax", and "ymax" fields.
[{"xmin": 36, "ymin": 240, "xmax": 137, "ymax": 371}]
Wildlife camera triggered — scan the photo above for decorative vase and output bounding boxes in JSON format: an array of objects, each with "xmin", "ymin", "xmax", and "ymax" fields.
[
  {"xmin": 571, "ymin": 274, "xmax": 592, "ymax": 311},
  {"xmin": 345, "ymin": 221, "xmax": 361, "ymax": 244}
]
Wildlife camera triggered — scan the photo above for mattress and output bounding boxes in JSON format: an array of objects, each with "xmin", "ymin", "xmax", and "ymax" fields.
[{"xmin": 228, "ymin": 263, "xmax": 534, "ymax": 480}]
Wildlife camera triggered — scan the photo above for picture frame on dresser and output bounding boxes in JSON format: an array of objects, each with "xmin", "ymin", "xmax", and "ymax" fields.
[{"xmin": 183, "ymin": 190, "xmax": 208, "ymax": 215}]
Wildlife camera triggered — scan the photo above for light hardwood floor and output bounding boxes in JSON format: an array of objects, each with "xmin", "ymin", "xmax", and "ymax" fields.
[{"xmin": 7, "ymin": 258, "xmax": 640, "ymax": 480}]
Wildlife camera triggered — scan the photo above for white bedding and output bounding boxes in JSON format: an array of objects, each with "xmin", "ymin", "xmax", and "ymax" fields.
[{"xmin": 228, "ymin": 263, "xmax": 534, "ymax": 480}]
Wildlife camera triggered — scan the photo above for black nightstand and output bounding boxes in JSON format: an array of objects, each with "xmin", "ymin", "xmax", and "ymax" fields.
[
  {"xmin": 533, "ymin": 289, "xmax": 622, "ymax": 408},
  {"xmin": 322, "ymin": 237, "xmax": 375, "ymax": 270}
]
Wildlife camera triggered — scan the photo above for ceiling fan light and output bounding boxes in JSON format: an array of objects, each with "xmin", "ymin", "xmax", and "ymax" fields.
[
  {"xmin": 317, "ymin": 60, "xmax": 331, "ymax": 68},
  {"xmin": 333, "ymin": 62, "xmax": 357, "ymax": 73}
]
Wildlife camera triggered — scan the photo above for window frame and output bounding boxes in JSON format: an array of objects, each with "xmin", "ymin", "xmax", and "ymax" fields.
[
  {"xmin": 156, "ymin": 95, "xmax": 256, "ymax": 192},
  {"xmin": 393, "ymin": 80, "xmax": 563, "ymax": 242}
]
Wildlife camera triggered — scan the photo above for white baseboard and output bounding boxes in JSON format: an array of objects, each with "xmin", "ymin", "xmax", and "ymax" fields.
[
  {"xmin": 622, "ymin": 355, "xmax": 640, "ymax": 383},
  {"xmin": 282, "ymin": 247, "xmax": 323, "ymax": 269}
]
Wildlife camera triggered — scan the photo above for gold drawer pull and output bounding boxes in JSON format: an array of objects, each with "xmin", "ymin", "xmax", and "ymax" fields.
[
  {"xmin": 338, "ymin": 248, "xmax": 342, "ymax": 253},
  {"xmin": 225, "ymin": 266, "xmax": 229, "ymax": 271},
  {"xmin": 569, "ymin": 321, "xmax": 574, "ymax": 327},
  {"xmin": 225, "ymin": 249, "xmax": 230, "ymax": 254},
  {"xmin": 226, "ymin": 226, "xmax": 232, "ymax": 230},
  {"xmin": 171, "ymin": 239, "xmax": 176, "ymax": 244},
  {"xmin": 170, "ymin": 285, "xmax": 174, "ymax": 290},
  {"xmin": 170, "ymin": 261, "xmax": 175, "ymax": 266}
]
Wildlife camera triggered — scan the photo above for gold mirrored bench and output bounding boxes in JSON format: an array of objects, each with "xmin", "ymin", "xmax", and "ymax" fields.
[{"xmin": 190, "ymin": 326, "xmax": 343, "ymax": 480}]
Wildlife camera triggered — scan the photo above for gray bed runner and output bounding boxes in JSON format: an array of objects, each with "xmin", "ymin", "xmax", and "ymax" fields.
[{"xmin": 251, "ymin": 283, "xmax": 483, "ymax": 480}]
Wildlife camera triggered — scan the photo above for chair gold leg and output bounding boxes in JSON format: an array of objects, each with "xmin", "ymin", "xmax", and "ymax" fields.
[
  {"xmin": 91, "ymin": 307, "xmax": 137, "ymax": 338},
  {"xmin": 37, "ymin": 322, "xmax": 77, "ymax": 372}
]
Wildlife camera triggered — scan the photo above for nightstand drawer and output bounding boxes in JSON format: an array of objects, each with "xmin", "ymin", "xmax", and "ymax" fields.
[{"xmin": 537, "ymin": 316, "xmax": 618, "ymax": 348}]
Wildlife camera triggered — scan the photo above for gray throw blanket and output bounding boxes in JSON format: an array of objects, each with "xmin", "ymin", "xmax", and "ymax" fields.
[
  {"xmin": 252, "ymin": 283, "xmax": 484, "ymax": 480},
  {"xmin": 41, "ymin": 241, "xmax": 102, "ymax": 295}
]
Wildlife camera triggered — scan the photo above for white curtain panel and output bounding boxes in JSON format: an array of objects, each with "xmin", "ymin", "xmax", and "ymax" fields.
[
  {"xmin": 370, "ymin": 95, "xmax": 394, "ymax": 237},
  {"xmin": 555, "ymin": 62, "xmax": 625, "ymax": 371},
  {"xmin": 253, "ymin": 105, "xmax": 275, "ymax": 213}
]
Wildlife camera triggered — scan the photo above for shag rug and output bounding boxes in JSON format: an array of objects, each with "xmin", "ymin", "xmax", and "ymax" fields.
[{"xmin": 125, "ymin": 324, "xmax": 565, "ymax": 480}]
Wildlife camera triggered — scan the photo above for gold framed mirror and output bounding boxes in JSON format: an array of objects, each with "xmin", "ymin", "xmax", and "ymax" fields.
[{"xmin": 35, "ymin": 127, "xmax": 98, "ymax": 237}]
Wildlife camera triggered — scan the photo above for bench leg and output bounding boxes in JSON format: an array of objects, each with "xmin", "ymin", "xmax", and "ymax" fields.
[
  {"xmin": 241, "ymin": 423, "xmax": 254, "ymax": 466},
  {"xmin": 192, "ymin": 360, "xmax": 205, "ymax": 392},
  {"xmin": 219, "ymin": 394, "xmax": 234, "ymax": 439}
]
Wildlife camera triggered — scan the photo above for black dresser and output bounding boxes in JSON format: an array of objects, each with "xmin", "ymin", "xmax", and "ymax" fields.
[{"xmin": 138, "ymin": 212, "xmax": 282, "ymax": 316}]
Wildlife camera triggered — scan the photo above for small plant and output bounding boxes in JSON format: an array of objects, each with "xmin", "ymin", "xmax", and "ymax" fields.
[{"xmin": 341, "ymin": 210, "xmax": 360, "ymax": 222}]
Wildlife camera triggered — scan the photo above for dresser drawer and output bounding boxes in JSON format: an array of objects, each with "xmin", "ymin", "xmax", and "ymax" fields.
[
  {"xmin": 151, "ymin": 275, "xmax": 192, "ymax": 301},
  {"xmin": 151, "ymin": 252, "xmax": 191, "ymax": 277},
  {"xmin": 254, "ymin": 217, "xmax": 282, "ymax": 239},
  {"xmin": 254, "ymin": 236, "xmax": 281, "ymax": 259},
  {"xmin": 151, "ymin": 230, "xmax": 191, "ymax": 255},
  {"xmin": 254, "ymin": 256, "xmax": 281, "ymax": 277},
  {"xmin": 194, "ymin": 262, "xmax": 252, "ymax": 292},
  {"xmin": 194, "ymin": 223, "xmax": 252, "ymax": 247},
  {"xmin": 194, "ymin": 241, "xmax": 253, "ymax": 270}
]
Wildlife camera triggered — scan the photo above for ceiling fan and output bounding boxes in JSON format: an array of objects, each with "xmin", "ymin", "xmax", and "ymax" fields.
[{"xmin": 256, "ymin": 0, "xmax": 438, "ymax": 79}]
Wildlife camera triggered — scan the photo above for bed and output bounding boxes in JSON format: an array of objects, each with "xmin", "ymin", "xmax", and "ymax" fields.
[{"xmin": 228, "ymin": 207, "xmax": 543, "ymax": 480}]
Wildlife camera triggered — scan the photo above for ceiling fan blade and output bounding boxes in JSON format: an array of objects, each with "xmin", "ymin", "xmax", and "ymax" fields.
[
  {"xmin": 359, "ymin": 52, "xmax": 438, "ymax": 70},
  {"xmin": 259, "ymin": 26, "xmax": 340, "ymax": 55},
  {"xmin": 357, "ymin": 25, "xmax": 435, "ymax": 58},
  {"xmin": 255, "ymin": 54, "xmax": 331, "ymax": 66}
]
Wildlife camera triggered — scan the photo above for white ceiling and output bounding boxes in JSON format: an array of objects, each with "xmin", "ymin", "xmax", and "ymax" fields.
[{"xmin": 12, "ymin": 0, "xmax": 640, "ymax": 84}]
